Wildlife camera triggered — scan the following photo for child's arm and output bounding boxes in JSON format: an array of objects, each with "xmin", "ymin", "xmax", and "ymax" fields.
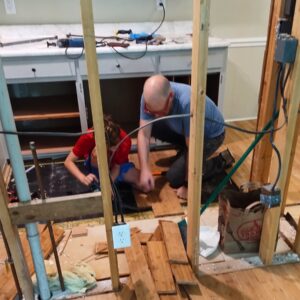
[
  {"xmin": 64, "ymin": 151, "xmax": 98, "ymax": 186},
  {"xmin": 110, "ymin": 164, "xmax": 121, "ymax": 182}
]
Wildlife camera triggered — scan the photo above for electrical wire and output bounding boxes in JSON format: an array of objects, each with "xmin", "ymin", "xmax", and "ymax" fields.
[
  {"xmin": 270, "ymin": 63, "xmax": 283, "ymax": 191},
  {"xmin": 109, "ymin": 2, "xmax": 165, "ymax": 60}
]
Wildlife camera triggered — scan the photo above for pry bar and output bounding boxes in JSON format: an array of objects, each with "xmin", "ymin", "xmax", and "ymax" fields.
[{"xmin": 0, "ymin": 35, "xmax": 58, "ymax": 47}]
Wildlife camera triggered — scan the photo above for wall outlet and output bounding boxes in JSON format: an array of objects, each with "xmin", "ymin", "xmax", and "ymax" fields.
[
  {"xmin": 156, "ymin": 0, "xmax": 166, "ymax": 11},
  {"xmin": 112, "ymin": 223, "xmax": 131, "ymax": 249}
]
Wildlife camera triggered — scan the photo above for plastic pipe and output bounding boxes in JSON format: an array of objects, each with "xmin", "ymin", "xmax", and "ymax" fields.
[{"xmin": 0, "ymin": 60, "xmax": 51, "ymax": 299}]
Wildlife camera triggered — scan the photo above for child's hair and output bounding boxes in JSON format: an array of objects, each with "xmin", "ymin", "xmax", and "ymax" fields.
[{"xmin": 104, "ymin": 115, "xmax": 120, "ymax": 147}]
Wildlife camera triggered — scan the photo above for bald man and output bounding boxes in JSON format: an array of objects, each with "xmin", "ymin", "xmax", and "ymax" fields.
[{"xmin": 137, "ymin": 74, "xmax": 225, "ymax": 200}]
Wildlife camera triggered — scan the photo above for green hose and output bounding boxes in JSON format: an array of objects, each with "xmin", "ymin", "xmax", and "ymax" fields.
[{"xmin": 200, "ymin": 113, "xmax": 278, "ymax": 215}]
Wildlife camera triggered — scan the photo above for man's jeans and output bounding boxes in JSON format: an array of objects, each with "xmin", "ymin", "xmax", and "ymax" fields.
[{"xmin": 152, "ymin": 121, "xmax": 225, "ymax": 188}]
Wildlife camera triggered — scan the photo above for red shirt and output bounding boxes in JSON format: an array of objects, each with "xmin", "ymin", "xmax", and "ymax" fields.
[{"xmin": 72, "ymin": 128, "xmax": 131, "ymax": 167}]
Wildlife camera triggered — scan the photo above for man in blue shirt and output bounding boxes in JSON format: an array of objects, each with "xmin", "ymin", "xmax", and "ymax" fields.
[{"xmin": 138, "ymin": 74, "xmax": 225, "ymax": 200}]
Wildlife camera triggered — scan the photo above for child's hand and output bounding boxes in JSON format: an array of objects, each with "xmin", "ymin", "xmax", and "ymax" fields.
[{"xmin": 80, "ymin": 173, "xmax": 98, "ymax": 186}]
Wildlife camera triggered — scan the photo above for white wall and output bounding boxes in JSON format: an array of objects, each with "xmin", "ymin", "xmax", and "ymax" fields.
[{"xmin": 0, "ymin": 0, "xmax": 271, "ymax": 121}]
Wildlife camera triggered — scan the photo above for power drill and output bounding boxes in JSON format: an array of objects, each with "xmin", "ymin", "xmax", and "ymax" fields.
[{"xmin": 57, "ymin": 37, "xmax": 84, "ymax": 48}]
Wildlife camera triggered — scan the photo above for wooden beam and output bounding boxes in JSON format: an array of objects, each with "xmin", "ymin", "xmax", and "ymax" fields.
[
  {"xmin": 0, "ymin": 173, "xmax": 34, "ymax": 299},
  {"xmin": 9, "ymin": 192, "xmax": 103, "ymax": 225},
  {"xmin": 80, "ymin": 0, "xmax": 120, "ymax": 290},
  {"xmin": 260, "ymin": 0, "xmax": 300, "ymax": 264},
  {"xmin": 250, "ymin": 0, "xmax": 285, "ymax": 183},
  {"xmin": 187, "ymin": 0, "xmax": 210, "ymax": 270}
]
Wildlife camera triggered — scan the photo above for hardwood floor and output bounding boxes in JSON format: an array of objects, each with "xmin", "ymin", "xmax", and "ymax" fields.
[{"xmin": 221, "ymin": 119, "xmax": 300, "ymax": 205}]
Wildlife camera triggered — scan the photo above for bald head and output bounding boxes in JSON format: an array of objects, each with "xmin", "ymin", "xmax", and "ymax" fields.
[{"xmin": 143, "ymin": 75, "xmax": 171, "ymax": 111}]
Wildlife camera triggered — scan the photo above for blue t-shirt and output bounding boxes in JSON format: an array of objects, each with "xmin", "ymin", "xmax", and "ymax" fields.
[{"xmin": 140, "ymin": 81, "xmax": 224, "ymax": 139}]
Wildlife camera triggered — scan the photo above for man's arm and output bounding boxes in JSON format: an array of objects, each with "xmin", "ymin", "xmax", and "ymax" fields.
[
  {"xmin": 64, "ymin": 151, "xmax": 97, "ymax": 186},
  {"xmin": 137, "ymin": 119, "xmax": 155, "ymax": 192}
]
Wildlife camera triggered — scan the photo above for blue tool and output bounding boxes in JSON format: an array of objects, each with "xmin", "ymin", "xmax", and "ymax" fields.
[{"xmin": 57, "ymin": 38, "xmax": 84, "ymax": 48}]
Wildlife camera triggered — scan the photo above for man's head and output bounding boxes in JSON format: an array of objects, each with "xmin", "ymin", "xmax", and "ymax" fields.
[{"xmin": 143, "ymin": 74, "xmax": 173, "ymax": 117}]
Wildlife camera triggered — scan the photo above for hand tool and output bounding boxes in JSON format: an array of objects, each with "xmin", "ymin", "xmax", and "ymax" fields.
[
  {"xmin": 66, "ymin": 32, "xmax": 132, "ymax": 42},
  {"xmin": 116, "ymin": 29, "xmax": 132, "ymax": 35},
  {"xmin": 29, "ymin": 141, "xmax": 65, "ymax": 291},
  {"xmin": 0, "ymin": 35, "xmax": 58, "ymax": 47}
]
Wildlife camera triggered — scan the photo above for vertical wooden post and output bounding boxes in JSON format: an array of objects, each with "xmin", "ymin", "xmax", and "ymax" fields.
[
  {"xmin": 250, "ymin": 0, "xmax": 284, "ymax": 183},
  {"xmin": 0, "ymin": 173, "xmax": 34, "ymax": 299},
  {"xmin": 187, "ymin": 0, "xmax": 210, "ymax": 271},
  {"xmin": 80, "ymin": 0, "xmax": 120, "ymax": 290},
  {"xmin": 260, "ymin": 0, "xmax": 300, "ymax": 264}
]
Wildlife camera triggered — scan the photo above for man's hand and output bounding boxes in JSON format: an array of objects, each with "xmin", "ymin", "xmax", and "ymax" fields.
[
  {"xmin": 176, "ymin": 185, "xmax": 188, "ymax": 200},
  {"xmin": 79, "ymin": 173, "xmax": 98, "ymax": 186},
  {"xmin": 140, "ymin": 168, "xmax": 155, "ymax": 192}
]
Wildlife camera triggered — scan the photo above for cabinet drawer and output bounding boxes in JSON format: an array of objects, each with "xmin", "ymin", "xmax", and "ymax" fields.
[
  {"xmin": 159, "ymin": 48, "xmax": 227, "ymax": 74},
  {"xmin": 3, "ymin": 58, "xmax": 76, "ymax": 81},
  {"xmin": 79, "ymin": 56, "xmax": 157, "ymax": 77}
]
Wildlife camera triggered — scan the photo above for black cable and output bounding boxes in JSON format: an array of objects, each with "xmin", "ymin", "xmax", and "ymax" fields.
[
  {"xmin": 270, "ymin": 63, "xmax": 283, "ymax": 191},
  {"xmin": 109, "ymin": 2, "xmax": 165, "ymax": 60},
  {"xmin": 150, "ymin": 3, "xmax": 166, "ymax": 36},
  {"xmin": 110, "ymin": 41, "xmax": 148, "ymax": 60}
]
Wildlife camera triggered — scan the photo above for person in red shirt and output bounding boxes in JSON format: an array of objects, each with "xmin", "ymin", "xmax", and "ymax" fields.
[{"xmin": 64, "ymin": 116, "xmax": 144, "ymax": 191}]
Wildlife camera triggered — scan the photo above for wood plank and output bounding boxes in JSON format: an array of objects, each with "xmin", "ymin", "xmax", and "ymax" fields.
[
  {"xmin": 9, "ymin": 192, "xmax": 103, "ymax": 225},
  {"xmin": 80, "ymin": 0, "xmax": 119, "ymax": 290},
  {"xmin": 0, "ymin": 172, "xmax": 33, "ymax": 299},
  {"xmin": 160, "ymin": 221, "xmax": 188, "ymax": 264},
  {"xmin": 0, "ymin": 224, "xmax": 64, "ymax": 300},
  {"xmin": 260, "ymin": 0, "xmax": 300, "ymax": 264},
  {"xmin": 150, "ymin": 226, "xmax": 163, "ymax": 241},
  {"xmin": 147, "ymin": 241, "xmax": 176, "ymax": 295},
  {"xmin": 89, "ymin": 254, "xmax": 129, "ymax": 281},
  {"xmin": 170, "ymin": 264, "xmax": 198, "ymax": 286},
  {"xmin": 187, "ymin": 0, "xmax": 209, "ymax": 270},
  {"xmin": 124, "ymin": 234, "xmax": 159, "ymax": 300},
  {"xmin": 14, "ymin": 111, "xmax": 80, "ymax": 121},
  {"xmin": 72, "ymin": 226, "xmax": 88, "ymax": 238},
  {"xmin": 137, "ymin": 232, "xmax": 153, "ymax": 244},
  {"xmin": 250, "ymin": 0, "xmax": 285, "ymax": 183}
]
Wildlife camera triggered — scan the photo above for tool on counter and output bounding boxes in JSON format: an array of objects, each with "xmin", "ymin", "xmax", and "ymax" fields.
[
  {"xmin": 29, "ymin": 141, "xmax": 65, "ymax": 292},
  {"xmin": 56, "ymin": 37, "xmax": 129, "ymax": 48},
  {"xmin": 66, "ymin": 32, "xmax": 132, "ymax": 42},
  {"xmin": 0, "ymin": 35, "xmax": 58, "ymax": 47}
]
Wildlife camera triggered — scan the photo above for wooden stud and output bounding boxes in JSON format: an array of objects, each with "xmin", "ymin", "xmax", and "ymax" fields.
[
  {"xmin": 0, "ymin": 173, "xmax": 34, "ymax": 299},
  {"xmin": 80, "ymin": 0, "xmax": 119, "ymax": 290},
  {"xmin": 259, "ymin": 0, "xmax": 300, "ymax": 264},
  {"xmin": 250, "ymin": 0, "xmax": 285, "ymax": 183},
  {"xmin": 9, "ymin": 192, "xmax": 103, "ymax": 225},
  {"xmin": 187, "ymin": 0, "xmax": 210, "ymax": 270}
]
